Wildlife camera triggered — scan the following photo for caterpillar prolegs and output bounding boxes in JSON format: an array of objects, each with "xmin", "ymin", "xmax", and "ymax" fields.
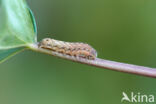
[{"xmin": 38, "ymin": 38, "xmax": 97, "ymax": 60}]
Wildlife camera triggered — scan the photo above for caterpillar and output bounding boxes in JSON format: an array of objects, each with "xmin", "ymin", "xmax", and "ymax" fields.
[{"xmin": 38, "ymin": 38, "xmax": 97, "ymax": 60}]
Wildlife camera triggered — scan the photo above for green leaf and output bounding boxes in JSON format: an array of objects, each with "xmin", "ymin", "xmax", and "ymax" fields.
[
  {"xmin": 0, "ymin": 47, "xmax": 24, "ymax": 63},
  {"xmin": 0, "ymin": 0, "xmax": 37, "ymax": 50},
  {"xmin": 0, "ymin": 0, "xmax": 37, "ymax": 63},
  {"xmin": 28, "ymin": 7, "xmax": 37, "ymax": 36}
]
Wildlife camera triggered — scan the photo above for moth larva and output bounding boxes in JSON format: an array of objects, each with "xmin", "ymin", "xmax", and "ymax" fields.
[{"xmin": 38, "ymin": 38, "xmax": 97, "ymax": 60}]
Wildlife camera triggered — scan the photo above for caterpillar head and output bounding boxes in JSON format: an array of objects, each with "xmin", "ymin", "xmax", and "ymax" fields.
[{"xmin": 39, "ymin": 38, "xmax": 57, "ymax": 49}]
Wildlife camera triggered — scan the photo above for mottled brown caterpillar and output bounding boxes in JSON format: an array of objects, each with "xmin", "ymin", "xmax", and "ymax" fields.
[{"xmin": 38, "ymin": 38, "xmax": 97, "ymax": 60}]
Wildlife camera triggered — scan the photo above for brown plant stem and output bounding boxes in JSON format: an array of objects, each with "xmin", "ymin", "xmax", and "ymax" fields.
[{"xmin": 28, "ymin": 43, "xmax": 156, "ymax": 78}]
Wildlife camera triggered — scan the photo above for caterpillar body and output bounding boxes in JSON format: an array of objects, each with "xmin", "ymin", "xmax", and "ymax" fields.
[{"xmin": 38, "ymin": 38, "xmax": 97, "ymax": 60}]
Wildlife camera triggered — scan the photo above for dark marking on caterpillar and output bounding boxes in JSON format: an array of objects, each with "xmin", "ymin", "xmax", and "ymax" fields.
[{"xmin": 38, "ymin": 38, "xmax": 97, "ymax": 60}]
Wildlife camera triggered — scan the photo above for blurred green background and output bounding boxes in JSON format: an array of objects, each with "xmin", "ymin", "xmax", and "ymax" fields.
[{"xmin": 0, "ymin": 0, "xmax": 156, "ymax": 104}]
